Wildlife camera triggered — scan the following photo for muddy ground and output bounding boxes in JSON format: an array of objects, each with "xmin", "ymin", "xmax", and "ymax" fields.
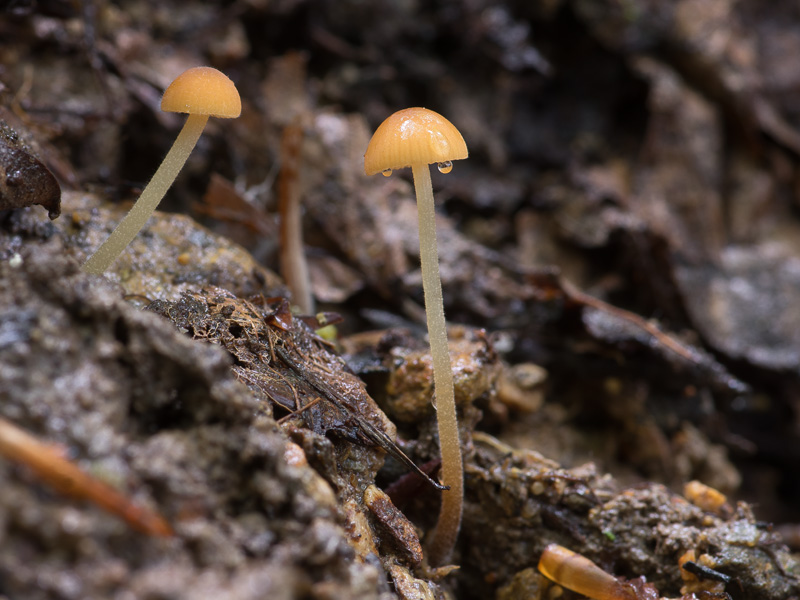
[{"xmin": 2, "ymin": 1, "xmax": 800, "ymax": 599}]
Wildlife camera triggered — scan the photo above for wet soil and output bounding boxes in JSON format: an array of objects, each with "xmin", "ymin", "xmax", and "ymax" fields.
[{"xmin": 3, "ymin": 1, "xmax": 800, "ymax": 599}]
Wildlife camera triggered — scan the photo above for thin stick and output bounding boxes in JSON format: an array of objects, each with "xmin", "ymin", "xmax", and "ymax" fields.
[
  {"xmin": 82, "ymin": 113, "xmax": 209, "ymax": 274},
  {"xmin": 0, "ymin": 416, "xmax": 172, "ymax": 536},
  {"xmin": 412, "ymin": 163, "xmax": 463, "ymax": 566}
]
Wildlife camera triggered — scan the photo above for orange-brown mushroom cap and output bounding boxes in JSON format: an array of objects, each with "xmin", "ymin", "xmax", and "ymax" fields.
[
  {"xmin": 161, "ymin": 67, "xmax": 241, "ymax": 118},
  {"xmin": 364, "ymin": 107, "xmax": 467, "ymax": 176}
]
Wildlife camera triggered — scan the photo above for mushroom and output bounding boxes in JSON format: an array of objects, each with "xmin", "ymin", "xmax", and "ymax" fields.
[
  {"xmin": 538, "ymin": 544, "xmax": 637, "ymax": 600},
  {"xmin": 364, "ymin": 107, "xmax": 467, "ymax": 566},
  {"xmin": 82, "ymin": 66, "xmax": 241, "ymax": 274}
]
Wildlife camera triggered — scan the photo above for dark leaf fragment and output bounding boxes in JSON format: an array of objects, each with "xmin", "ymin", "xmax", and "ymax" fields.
[
  {"xmin": 275, "ymin": 343, "xmax": 446, "ymax": 491},
  {"xmin": 0, "ymin": 121, "xmax": 61, "ymax": 219},
  {"xmin": 151, "ymin": 290, "xmax": 445, "ymax": 491}
]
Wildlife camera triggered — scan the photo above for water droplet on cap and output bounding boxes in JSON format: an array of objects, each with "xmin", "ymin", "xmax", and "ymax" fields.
[
  {"xmin": 437, "ymin": 161, "xmax": 453, "ymax": 174},
  {"xmin": 382, "ymin": 169, "xmax": 392, "ymax": 177}
]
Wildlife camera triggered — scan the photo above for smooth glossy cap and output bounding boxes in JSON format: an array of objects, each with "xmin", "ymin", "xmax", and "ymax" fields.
[
  {"xmin": 161, "ymin": 67, "xmax": 241, "ymax": 118},
  {"xmin": 364, "ymin": 107, "xmax": 467, "ymax": 176}
]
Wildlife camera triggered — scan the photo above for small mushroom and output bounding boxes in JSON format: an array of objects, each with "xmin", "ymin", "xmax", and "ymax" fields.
[
  {"xmin": 364, "ymin": 107, "xmax": 467, "ymax": 566},
  {"xmin": 82, "ymin": 67, "xmax": 241, "ymax": 274},
  {"xmin": 538, "ymin": 544, "xmax": 637, "ymax": 600}
]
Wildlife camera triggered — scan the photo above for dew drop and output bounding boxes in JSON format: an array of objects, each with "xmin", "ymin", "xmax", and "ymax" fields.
[
  {"xmin": 437, "ymin": 161, "xmax": 453, "ymax": 174},
  {"xmin": 382, "ymin": 169, "xmax": 392, "ymax": 177}
]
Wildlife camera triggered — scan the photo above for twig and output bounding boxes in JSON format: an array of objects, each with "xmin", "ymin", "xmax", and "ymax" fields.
[{"xmin": 0, "ymin": 416, "xmax": 172, "ymax": 537}]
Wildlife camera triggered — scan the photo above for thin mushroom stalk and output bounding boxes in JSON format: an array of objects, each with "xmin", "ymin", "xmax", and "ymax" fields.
[
  {"xmin": 364, "ymin": 107, "xmax": 468, "ymax": 566},
  {"xmin": 82, "ymin": 66, "xmax": 241, "ymax": 275},
  {"xmin": 278, "ymin": 117, "xmax": 314, "ymax": 314},
  {"xmin": 412, "ymin": 162, "xmax": 463, "ymax": 566},
  {"xmin": 82, "ymin": 114, "xmax": 208, "ymax": 274}
]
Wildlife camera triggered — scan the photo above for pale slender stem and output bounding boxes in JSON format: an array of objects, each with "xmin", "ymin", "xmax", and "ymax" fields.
[
  {"xmin": 279, "ymin": 121, "xmax": 314, "ymax": 314},
  {"xmin": 412, "ymin": 163, "xmax": 463, "ymax": 566},
  {"xmin": 82, "ymin": 114, "xmax": 210, "ymax": 275}
]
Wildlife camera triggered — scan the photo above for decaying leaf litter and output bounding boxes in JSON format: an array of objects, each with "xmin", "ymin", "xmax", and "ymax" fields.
[{"xmin": 2, "ymin": 1, "xmax": 800, "ymax": 598}]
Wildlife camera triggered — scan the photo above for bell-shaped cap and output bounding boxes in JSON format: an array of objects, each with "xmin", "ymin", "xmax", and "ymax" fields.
[
  {"xmin": 364, "ymin": 107, "xmax": 467, "ymax": 176},
  {"xmin": 161, "ymin": 67, "xmax": 241, "ymax": 118}
]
